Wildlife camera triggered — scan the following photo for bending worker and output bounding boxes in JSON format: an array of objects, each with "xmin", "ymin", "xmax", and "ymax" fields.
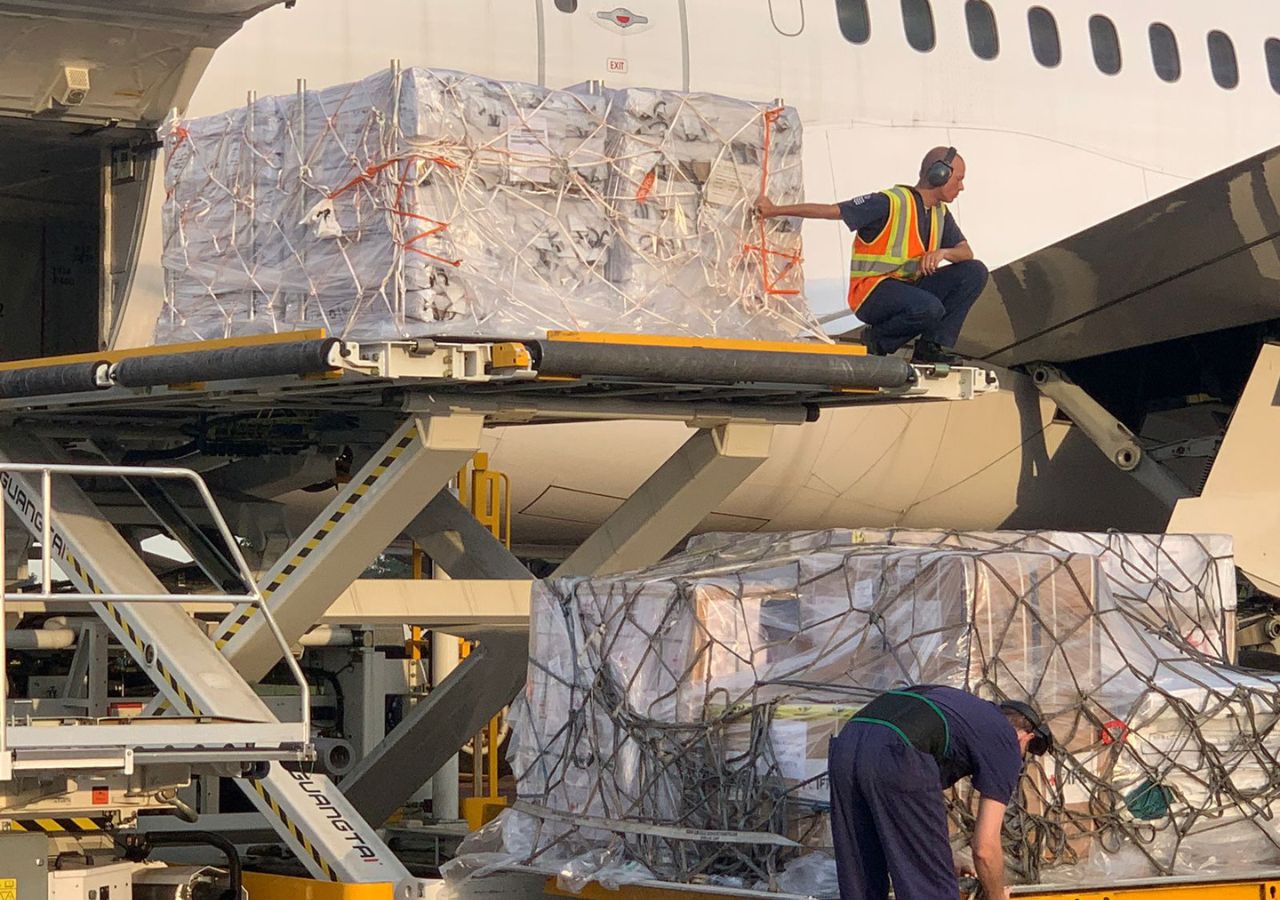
[
  {"xmin": 755, "ymin": 146, "xmax": 987, "ymax": 365},
  {"xmin": 827, "ymin": 685, "xmax": 1053, "ymax": 900}
]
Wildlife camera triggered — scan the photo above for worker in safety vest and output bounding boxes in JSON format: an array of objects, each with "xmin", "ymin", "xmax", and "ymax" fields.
[
  {"xmin": 755, "ymin": 147, "xmax": 987, "ymax": 365},
  {"xmin": 827, "ymin": 686, "xmax": 1053, "ymax": 900}
]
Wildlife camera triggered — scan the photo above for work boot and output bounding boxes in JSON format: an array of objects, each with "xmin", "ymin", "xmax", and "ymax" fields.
[{"xmin": 910, "ymin": 340, "xmax": 962, "ymax": 366}]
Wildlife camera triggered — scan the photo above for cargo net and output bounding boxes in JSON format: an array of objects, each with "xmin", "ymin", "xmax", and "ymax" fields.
[
  {"xmin": 160, "ymin": 66, "xmax": 822, "ymax": 344},
  {"xmin": 444, "ymin": 528, "xmax": 1280, "ymax": 897}
]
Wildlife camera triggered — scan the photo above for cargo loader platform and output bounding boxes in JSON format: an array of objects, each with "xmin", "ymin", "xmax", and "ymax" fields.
[
  {"xmin": 0, "ymin": 330, "xmax": 996, "ymax": 893},
  {"xmin": 0, "ymin": 330, "xmax": 997, "ymax": 424}
]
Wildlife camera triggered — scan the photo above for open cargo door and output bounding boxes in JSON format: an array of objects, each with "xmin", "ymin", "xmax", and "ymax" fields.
[
  {"xmin": 0, "ymin": 0, "xmax": 286, "ymax": 361},
  {"xmin": 0, "ymin": 1, "xmax": 284, "ymax": 128}
]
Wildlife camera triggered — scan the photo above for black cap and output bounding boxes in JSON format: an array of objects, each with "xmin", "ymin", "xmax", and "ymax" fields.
[{"xmin": 999, "ymin": 700, "xmax": 1054, "ymax": 756}]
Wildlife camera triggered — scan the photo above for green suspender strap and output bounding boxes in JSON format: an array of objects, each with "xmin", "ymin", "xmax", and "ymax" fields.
[
  {"xmin": 849, "ymin": 688, "xmax": 951, "ymax": 762},
  {"xmin": 887, "ymin": 689, "xmax": 951, "ymax": 755}
]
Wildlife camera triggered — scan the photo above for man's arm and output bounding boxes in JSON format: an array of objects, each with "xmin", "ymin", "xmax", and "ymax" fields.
[
  {"xmin": 971, "ymin": 796, "xmax": 1010, "ymax": 900},
  {"xmin": 920, "ymin": 240, "xmax": 975, "ymax": 275},
  {"xmin": 755, "ymin": 196, "xmax": 842, "ymax": 220}
]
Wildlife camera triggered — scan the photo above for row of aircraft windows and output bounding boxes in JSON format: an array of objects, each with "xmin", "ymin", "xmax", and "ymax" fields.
[
  {"xmin": 551, "ymin": 0, "xmax": 1279, "ymax": 94},
  {"xmin": 836, "ymin": 0, "xmax": 1280, "ymax": 92}
]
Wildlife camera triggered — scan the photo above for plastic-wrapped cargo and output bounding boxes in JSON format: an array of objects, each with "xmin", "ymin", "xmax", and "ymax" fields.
[
  {"xmin": 159, "ymin": 66, "xmax": 820, "ymax": 344},
  {"xmin": 686, "ymin": 528, "xmax": 1239, "ymax": 661},
  {"xmin": 445, "ymin": 528, "xmax": 1280, "ymax": 896}
]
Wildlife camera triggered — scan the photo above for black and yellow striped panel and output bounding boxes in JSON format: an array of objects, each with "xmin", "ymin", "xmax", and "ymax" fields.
[
  {"xmin": 5, "ymin": 816, "xmax": 110, "ymax": 833},
  {"xmin": 250, "ymin": 779, "xmax": 338, "ymax": 881},
  {"xmin": 213, "ymin": 426, "xmax": 420, "ymax": 651},
  {"xmin": 64, "ymin": 552, "xmax": 100, "ymax": 595}
]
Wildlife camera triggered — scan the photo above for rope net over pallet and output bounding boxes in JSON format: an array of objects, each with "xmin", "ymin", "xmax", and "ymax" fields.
[
  {"xmin": 445, "ymin": 528, "xmax": 1280, "ymax": 897},
  {"xmin": 160, "ymin": 66, "xmax": 821, "ymax": 343}
]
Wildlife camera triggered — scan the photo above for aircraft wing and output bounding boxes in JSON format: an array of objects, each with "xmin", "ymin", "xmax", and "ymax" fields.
[
  {"xmin": 0, "ymin": 0, "xmax": 285, "ymax": 128},
  {"xmin": 957, "ymin": 144, "xmax": 1280, "ymax": 367}
]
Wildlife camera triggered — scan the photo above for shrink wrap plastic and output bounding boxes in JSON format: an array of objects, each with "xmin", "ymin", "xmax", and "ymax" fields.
[
  {"xmin": 444, "ymin": 529, "xmax": 1280, "ymax": 896},
  {"xmin": 160, "ymin": 67, "xmax": 819, "ymax": 343}
]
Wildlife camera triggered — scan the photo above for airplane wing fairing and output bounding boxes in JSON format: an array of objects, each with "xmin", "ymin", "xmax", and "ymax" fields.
[{"xmin": 957, "ymin": 144, "xmax": 1280, "ymax": 368}]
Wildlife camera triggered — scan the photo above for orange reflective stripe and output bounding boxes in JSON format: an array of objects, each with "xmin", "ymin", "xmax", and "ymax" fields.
[{"xmin": 903, "ymin": 203, "xmax": 926, "ymax": 258}]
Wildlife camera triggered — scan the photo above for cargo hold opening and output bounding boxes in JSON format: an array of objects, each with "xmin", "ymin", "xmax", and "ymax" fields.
[{"xmin": 0, "ymin": 117, "xmax": 154, "ymax": 362}]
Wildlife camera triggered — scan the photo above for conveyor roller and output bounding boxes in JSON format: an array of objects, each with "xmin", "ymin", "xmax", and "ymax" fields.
[
  {"xmin": 529, "ymin": 339, "xmax": 915, "ymax": 390},
  {"xmin": 112, "ymin": 339, "xmax": 342, "ymax": 388},
  {"xmin": 0, "ymin": 361, "xmax": 108, "ymax": 399}
]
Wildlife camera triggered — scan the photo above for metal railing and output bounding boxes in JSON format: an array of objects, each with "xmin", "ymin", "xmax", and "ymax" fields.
[{"xmin": 0, "ymin": 462, "xmax": 310, "ymax": 767}]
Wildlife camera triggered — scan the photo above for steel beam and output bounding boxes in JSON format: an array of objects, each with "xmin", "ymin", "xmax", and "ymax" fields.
[
  {"xmin": 553, "ymin": 422, "xmax": 774, "ymax": 577},
  {"xmin": 210, "ymin": 414, "xmax": 484, "ymax": 683},
  {"xmin": 342, "ymin": 626, "xmax": 528, "ymax": 827},
  {"xmin": 406, "ymin": 489, "xmax": 533, "ymax": 581},
  {"xmin": 320, "ymin": 579, "xmax": 531, "ymax": 627},
  {"xmin": 404, "ymin": 391, "xmax": 811, "ymax": 426}
]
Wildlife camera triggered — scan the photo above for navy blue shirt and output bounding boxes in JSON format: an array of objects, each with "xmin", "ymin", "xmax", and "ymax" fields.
[
  {"xmin": 838, "ymin": 188, "xmax": 965, "ymax": 249},
  {"xmin": 915, "ymin": 685, "xmax": 1022, "ymax": 804}
]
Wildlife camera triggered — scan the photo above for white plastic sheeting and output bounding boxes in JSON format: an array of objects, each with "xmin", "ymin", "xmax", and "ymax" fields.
[
  {"xmin": 159, "ymin": 66, "xmax": 820, "ymax": 342},
  {"xmin": 444, "ymin": 528, "xmax": 1280, "ymax": 895}
]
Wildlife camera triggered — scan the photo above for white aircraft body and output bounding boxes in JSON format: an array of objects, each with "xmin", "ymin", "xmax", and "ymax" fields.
[{"xmin": 4, "ymin": 1, "xmax": 1280, "ymax": 556}]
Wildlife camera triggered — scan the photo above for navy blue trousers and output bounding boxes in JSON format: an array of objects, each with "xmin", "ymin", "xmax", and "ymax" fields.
[
  {"xmin": 857, "ymin": 259, "xmax": 989, "ymax": 354},
  {"xmin": 828, "ymin": 721, "xmax": 958, "ymax": 900}
]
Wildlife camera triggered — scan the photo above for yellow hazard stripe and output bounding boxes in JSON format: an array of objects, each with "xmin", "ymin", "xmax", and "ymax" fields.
[
  {"xmin": 213, "ymin": 427, "xmax": 419, "ymax": 650},
  {"xmin": 5, "ymin": 817, "xmax": 108, "ymax": 833},
  {"xmin": 544, "ymin": 331, "xmax": 865, "ymax": 356},
  {"xmin": 251, "ymin": 780, "xmax": 338, "ymax": 881}
]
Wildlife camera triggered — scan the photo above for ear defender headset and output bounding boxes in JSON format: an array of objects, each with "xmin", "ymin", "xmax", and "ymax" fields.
[
  {"xmin": 925, "ymin": 146, "xmax": 958, "ymax": 188},
  {"xmin": 999, "ymin": 700, "xmax": 1054, "ymax": 757}
]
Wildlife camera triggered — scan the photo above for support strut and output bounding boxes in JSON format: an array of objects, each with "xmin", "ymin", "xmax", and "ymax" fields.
[{"xmin": 1029, "ymin": 363, "xmax": 1190, "ymax": 509}]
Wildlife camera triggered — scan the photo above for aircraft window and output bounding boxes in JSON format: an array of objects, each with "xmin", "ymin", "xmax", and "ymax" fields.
[
  {"xmin": 1028, "ymin": 7, "xmax": 1061, "ymax": 68},
  {"xmin": 1208, "ymin": 30, "xmax": 1239, "ymax": 89},
  {"xmin": 901, "ymin": 0, "xmax": 936, "ymax": 52},
  {"xmin": 1267, "ymin": 38, "xmax": 1280, "ymax": 94},
  {"xmin": 1089, "ymin": 15, "xmax": 1121, "ymax": 74},
  {"xmin": 553, "ymin": 0, "xmax": 577, "ymax": 12},
  {"xmin": 836, "ymin": 0, "xmax": 871, "ymax": 44},
  {"xmin": 965, "ymin": 1, "xmax": 999, "ymax": 60},
  {"xmin": 1149, "ymin": 23, "xmax": 1181, "ymax": 83}
]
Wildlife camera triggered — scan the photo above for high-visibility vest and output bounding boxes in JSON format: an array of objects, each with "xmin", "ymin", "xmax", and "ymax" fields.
[{"xmin": 846, "ymin": 185, "xmax": 946, "ymax": 313}]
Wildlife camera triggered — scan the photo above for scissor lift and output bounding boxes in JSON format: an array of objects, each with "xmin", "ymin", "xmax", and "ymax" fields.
[{"xmin": 0, "ymin": 330, "xmax": 996, "ymax": 892}]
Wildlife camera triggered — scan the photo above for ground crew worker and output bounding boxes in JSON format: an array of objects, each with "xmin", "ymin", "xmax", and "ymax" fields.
[
  {"xmin": 755, "ymin": 147, "xmax": 988, "ymax": 365},
  {"xmin": 827, "ymin": 685, "xmax": 1053, "ymax": 900}
]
